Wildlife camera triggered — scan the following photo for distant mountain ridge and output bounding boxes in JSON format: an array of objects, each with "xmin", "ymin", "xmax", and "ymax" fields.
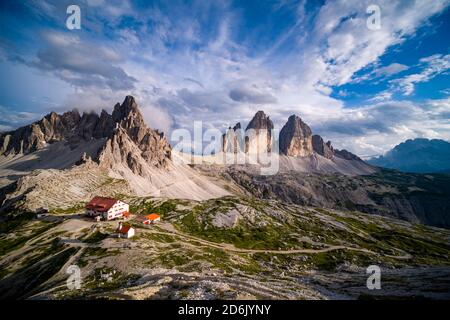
[{"xmin": 369, "ymin": 138, "xmax": 450, "ymax": 173}]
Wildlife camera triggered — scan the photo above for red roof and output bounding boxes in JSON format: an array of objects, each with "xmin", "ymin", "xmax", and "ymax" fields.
[
  {"xmin": 116, "ymin": 225, "xmax": 132, "ymax": 234},
  {"xmin": 86, "ymin": 197, "xmax": 118, "ymax": 212},
  {"xmin": 145, "ymin": 213, "xmax": 161, "ymax": 221},
  {"xmin": 123, "ymin": 211, "xmax": 130, "ymax": 217}
]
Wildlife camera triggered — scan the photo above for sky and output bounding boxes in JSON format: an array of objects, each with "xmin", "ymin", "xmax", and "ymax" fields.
[{"xmin": 0, "ymin": 0, "xmax": 449, "ymax": 157}]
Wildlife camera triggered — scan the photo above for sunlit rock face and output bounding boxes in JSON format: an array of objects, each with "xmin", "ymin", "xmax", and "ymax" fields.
[
  {"xmin": 222, "ymin": 123, "xmax": 245, "ymax": 154},
  {"xmin": 221, "ymin": 111, "xmax": 274, "ymax": 155},
  {"xmin": 245, "ymin": 111, "xmax": 274, "ymax": 155},
  {"xmin": 279, "ymin": 115, "xmax": 313, "ymax": 157},
  {"xmin": 0, "ymin": 95, "xmax": 172, "ymax": 175}
]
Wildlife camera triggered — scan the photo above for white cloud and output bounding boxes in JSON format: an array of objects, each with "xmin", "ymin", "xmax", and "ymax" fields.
[
  {"xmin": 298, "ymin": 0, "xmax": 448, "ymax": 89},
  {"xmin": 316, "ymin": 98, "xmax": 450, "ymax": 156},
  {"xmin": 4, "ymin": 0, "xmax": 450, "ymax": 156},
  {"xmin": 29, "ymin": 31, "xmax": 137, "ymax": 91},
  {"xmin": 0, "ymin": 105, "xmax": 41, "ymax": 132},
  {"xmin": 391, "ymin": 54, "xmax": 450, "ymax": 95}
]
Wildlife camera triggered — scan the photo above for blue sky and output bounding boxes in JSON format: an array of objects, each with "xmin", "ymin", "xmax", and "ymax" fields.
[{"xmin": 0, "ymin": 0, "xmax": 449, "ymax": 156}]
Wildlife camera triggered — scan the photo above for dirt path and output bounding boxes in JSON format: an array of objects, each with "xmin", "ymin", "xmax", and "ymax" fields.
[{"xmin": 143, "ymin": 222, "xmax": 375, "ymax": 256}]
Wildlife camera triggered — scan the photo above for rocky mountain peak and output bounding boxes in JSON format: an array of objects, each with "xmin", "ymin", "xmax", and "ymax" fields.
[
  {"xmin": 222, "ymin": 122, "xmax": 245, "ymax": 153},
  {"xmin": 97, "ymin": 95, "xmax": 172, "ymax": 172},
  {"xmin": 0, "ymin": 95, "xmax": 172, "ymax": 174},
  {"xmin": 312, "ymin": 134, "xmax": 361, "ymax": 161},
  {"xmin": 246, "ymin": 111, "xmax": 274, "ymax": 131},
  {"xmin": 112, "ymin": 95, "xmax": 141, "ymax": 123},
  {"xmin": 62, "ymin": 109, "xmax": 81, "ymax": 125},
  {"xmin": 245, "ymin": 111, "xmax": 274, "ymax": 154},
  {"xmin": 220, "ymin": 111, "xmax": 366, "ymax": 162},
  {"xmin": 279, "ymin": 114, "xmax": 313, "ymax": 157},
  {"xmin": 112, "ymin": 96, "xmax": 147, "ymax": 140}
]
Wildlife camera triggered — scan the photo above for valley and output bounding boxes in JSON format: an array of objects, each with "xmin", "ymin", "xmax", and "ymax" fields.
[
  {"xmin": 1, "ymin": 96, "xmax": 449, "ymax": 300},
  {"xmin": 1, "ymin": 195, "xmax": 450, "ymax": 300}
]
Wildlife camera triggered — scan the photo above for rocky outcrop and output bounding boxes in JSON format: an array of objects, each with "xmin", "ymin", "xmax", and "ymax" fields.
[
  {"xmin": 0, "ymin": 109, "xmax": 82, "ymax": 155},
  {"xmin": 312, "ymin": 134, "xmax": 361, "ymax": 161},
  {"xmin": 334, "ymin": 149, "xmax": 362, "ymax": 161},
  {"xmin": 246, "ymin": 111, "xmax": 274, "ymax": 132},
  {"xmin": 245, "ymin": 111, "xmax": 274, "ymax": 154},
  {"xmin": 226, "ymin": 168, "xmax": 450, "ymax": 229},
  {"xmin": 312, "ymin": 135, "xmax": 334, "ymax": 159},
  {"xmin": 222, "ymin": 123, "xmax": 244, "ymax": 153},
  {"xmin": 220, "ymin": 111, "xmax": 366, "ymax": 164},
  {"xmin": 0, "ymin": 107, "xmax": 116, "ymax": 155},
  {"xmin": 279, "ymin": 115, "xmax": 313, "ymax": 157},
  {"xmin": 93, "ymin": 110, "xmax": 115, "ymax": 139}
]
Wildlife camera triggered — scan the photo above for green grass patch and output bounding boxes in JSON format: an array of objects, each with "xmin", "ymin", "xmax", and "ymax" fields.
[
  {"xmin": 0, "ymin": 221, "xmax": 58, "ymax": 256},
  {"xmin": 0, "ymin": 212, "xmax": 35, "ymax": 234},
  {"xmin": 141, "ymin": 232, "xmax": 176, "ymax": 243},
  {"xmin": 130, "ymin": 199, "xmax": 178, "ymax": 217}
]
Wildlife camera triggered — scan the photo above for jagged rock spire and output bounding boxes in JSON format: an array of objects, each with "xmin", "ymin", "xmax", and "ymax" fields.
[{"xmin": 279, "ymin": 115, "xmax": 313, "ymax": 157}]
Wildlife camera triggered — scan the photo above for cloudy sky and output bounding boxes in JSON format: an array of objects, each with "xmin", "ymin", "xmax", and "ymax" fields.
[{"xmin": 0, "ymin": 0, "xmax": 449, "ymax": 157}]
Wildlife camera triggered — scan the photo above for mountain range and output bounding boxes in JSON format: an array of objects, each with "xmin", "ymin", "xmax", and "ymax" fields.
[
  {"xmin": 369, "ymin": 138, "xmax": 450, "ymax": 173},
  {"xmin": 0, "ymin": 96, "xmax": 449, "ymax": 229},
  {"xmin": 222, "ymin": 111, "xmax": 362, "ymax": 161}
]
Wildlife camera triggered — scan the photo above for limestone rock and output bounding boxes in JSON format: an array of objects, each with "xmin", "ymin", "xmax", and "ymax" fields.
[
  {"xmin": 245, "ymin": 111, "xmax": 274, "ymax": 154},
  {"xmin": 97, "ymin": 96, "xmax": 171, "ymax": 173},
  {"xmin": 334, "ymin": 149, "xmax": 362, "ymax": 161},
  {"xmin": 279, "ymin": 115, "xmax": 313, "ymax": 157},
  {"xmin": 312, "ymin": 134, "xmax": 334, "ymax": 159},
  {"xmin": 0, "ymin": 109, "xmax": 82, "ymax": 155},
  {"xmin": 222, "ymin": 123, "xmax": 245, "ymax": 153}
]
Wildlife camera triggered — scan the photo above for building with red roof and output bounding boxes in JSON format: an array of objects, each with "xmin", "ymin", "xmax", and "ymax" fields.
[
  {"xmin": 115, "ymin": 222, "xmax": 135, "ymax": 239},
  {"xmin": 86, "ymin": 197, "xmax": 129, "ymax": 221},
  {"xmin": 143, "ymin": 213, "xmax": 161, "ymax": 225}
]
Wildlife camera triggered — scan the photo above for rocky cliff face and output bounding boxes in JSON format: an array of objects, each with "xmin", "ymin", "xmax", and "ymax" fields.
[
  {"xmin": 97, "ymin": 96, "xmax": 171, "ymax": 172},
  {"xmin": 334, "ymin": 149, "xmax": 362, "ymax": 161},
  {"xmin": 0, "ymin": 96, "xmax": 172, "ymax": 173},
  {"xmin": 225, "ymin": 168, "xmax": 450, "ymax": 229},
  {"xmin": 0, "ymin": 108, "xmax": 116, "ymax": 155},
  {"xmin": 221, "ymin": 111, "xmax": 274, "ymax": 154},
  {"xmin": 312, "ymin": 135, "xmax": 334, "ymax": 159},
  {"xmin": 311, "ymin": 134, "xmax": 361, "ymax": 161},
  {"xmin": 279, "ymin": 115, "xmax": 313, "ymax": 157},
  {"xmin": 245, "ymin": 111, "xmax": 274, "ymax": 154},
  {"xmin": 1, "ymin": 110, "xmax": 80, "ymax": 155},
  {"xmin": 222, "ymin": 123, "xmax": 244, "ymax": 153}
]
